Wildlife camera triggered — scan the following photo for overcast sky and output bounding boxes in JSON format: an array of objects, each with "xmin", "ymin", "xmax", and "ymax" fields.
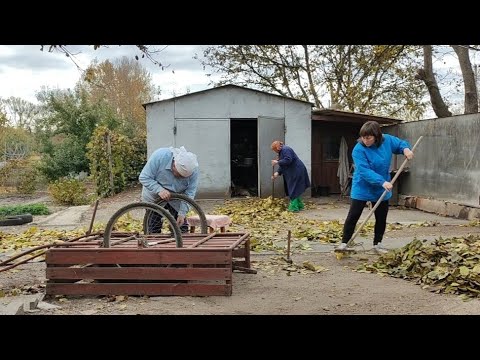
[
  {"xmin": 0, "ymin": 45, "xmax": 472, "ymax": 118},
  {"xmin": 0, "ymin": 45, "xmax": 218, "ymax": 104}
]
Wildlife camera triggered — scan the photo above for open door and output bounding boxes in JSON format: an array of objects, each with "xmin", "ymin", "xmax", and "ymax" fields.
[
  {"xmin": 258, "ymin": 116, "xmax": 285, "ymax": 198},
  {"xmin": 230, "ymin": 119, "xmax": 258, "ymax": 197}
]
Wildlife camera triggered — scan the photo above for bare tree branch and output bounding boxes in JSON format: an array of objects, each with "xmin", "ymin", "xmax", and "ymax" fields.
[
  {"xmin": 415, "ymin": 45, "xmax": 452, "ymax": 118},
  {"xmin": 39, "ymin": 45, "xmax": 170, "ymax": 70}
]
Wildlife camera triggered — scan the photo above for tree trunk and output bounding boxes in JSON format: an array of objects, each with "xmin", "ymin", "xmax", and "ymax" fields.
[
  {"xmin": 415, "ymin": 45, "xmax": 452, "ymax": 118},
  {"xmin": 451, "ymin": 45, "xmax": 479, "ymax": 114}
]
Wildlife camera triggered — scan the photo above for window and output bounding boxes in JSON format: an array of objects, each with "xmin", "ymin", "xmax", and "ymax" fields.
[{"xmin": 323, "ymin": 137, "xmax": 340, "ymax": 160}]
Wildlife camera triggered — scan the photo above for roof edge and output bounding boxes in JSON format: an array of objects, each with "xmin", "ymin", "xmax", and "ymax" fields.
[
  {"xmin": 142, "ymin": 84, "xmax": 314, "ymax": 108},
  {"xmin": 312, "ymin": 108, "xmax": 403, "ymax": 124}
]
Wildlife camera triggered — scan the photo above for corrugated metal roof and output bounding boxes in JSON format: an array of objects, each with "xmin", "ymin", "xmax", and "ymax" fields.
[
  {"xmin": 142, "ymin": 84, "xmax": 315, "ymax": 108},
  {"xmin": 312, "ymin": 108, "xmax": 403, "ymax": 125}
]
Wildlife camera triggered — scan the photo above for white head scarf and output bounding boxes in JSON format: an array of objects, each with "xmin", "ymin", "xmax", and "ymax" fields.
[{"xmin": 170, "ymin": 146, "xmax": 198, "ymax": 177}]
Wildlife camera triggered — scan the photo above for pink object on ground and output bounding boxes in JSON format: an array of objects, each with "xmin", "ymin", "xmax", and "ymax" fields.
[{"xmin": 187, "ymin": 214, "xmax": 232, "ymax": 233}]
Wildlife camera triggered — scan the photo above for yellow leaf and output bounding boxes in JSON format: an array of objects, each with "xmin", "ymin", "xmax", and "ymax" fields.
[
  {"xmin": 459, "ymin": 266, "xmax": 470, "ymax": 276},
  {"xmin": 302, "ymin": 261, "xmax": 316, "ymax": 271}
]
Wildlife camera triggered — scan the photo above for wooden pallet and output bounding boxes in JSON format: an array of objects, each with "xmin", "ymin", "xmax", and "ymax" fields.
[{"xmin": 45, "ymin": 232, "xmax": 253, "ymax": 297}]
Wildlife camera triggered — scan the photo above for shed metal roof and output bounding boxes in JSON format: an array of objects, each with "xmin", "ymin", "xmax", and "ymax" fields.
[
  {"xmin": 142, "ymin": 84, "xmax": 315, "ymax": 108},
  {"xmin": 312, "ymin": 108, "xmax": 403, "ymax": 125}
]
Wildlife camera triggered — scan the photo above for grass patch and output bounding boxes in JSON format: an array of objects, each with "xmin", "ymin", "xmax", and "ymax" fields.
[{"xmin": 0, "ymin": 203, "xmax": 50, "ymax": 217}]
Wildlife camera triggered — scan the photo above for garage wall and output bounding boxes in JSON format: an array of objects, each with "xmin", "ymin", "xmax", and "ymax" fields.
[{"xmin": 145, "ymin": 86, "xmax": 312, "ymax": 198}]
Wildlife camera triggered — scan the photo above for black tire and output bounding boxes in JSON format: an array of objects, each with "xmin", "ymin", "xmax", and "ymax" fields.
[
  {"xmin": 104, "ymin": 202, "xmax": 183, "ymax": 248},
  {"xmin": 143, "ymin": 193, "xmax": 208, "ymax": 234},
  {"xmin": 15, "ymin": 214, "xmax": 33, "ymax": 222},
  {"xmin": 0, "ymin": 213, "xmax": 33, "ymax": 226}
]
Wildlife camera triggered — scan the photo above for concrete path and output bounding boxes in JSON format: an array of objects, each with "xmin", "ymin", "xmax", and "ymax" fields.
[
  {"xmin": 0, "ymin": 294, "xmax": 44, "ymax": 315},
  {"xmin": 33, "ymin": 205, "xmax": 90, "ymax": 229}
]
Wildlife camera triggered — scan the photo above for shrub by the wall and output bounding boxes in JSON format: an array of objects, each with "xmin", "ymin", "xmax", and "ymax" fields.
[
  {"xmin": 87, "ymin": 126, "xmax": 146, "ymax": 197},
  {"xmin": 48, "ymin": 177, "xmax": 92, "ymax": 205}
]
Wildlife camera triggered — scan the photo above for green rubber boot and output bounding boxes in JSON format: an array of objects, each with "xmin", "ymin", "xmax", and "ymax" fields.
[
  {"xmin": 288, "ymin": 198, "xmax": 300, "ymax": 212},
  {"xmin": 298, "ymin": 198, "xmax": 304, "ymax": 210}
]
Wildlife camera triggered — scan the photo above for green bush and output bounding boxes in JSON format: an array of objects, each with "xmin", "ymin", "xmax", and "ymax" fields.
[
  {"xmin": 48, "ymin": 177, "xmax": 92, "ymax": 206},
  {"xmin": 0, "ymin": 203, "xmax": 50, "ymax": 217},
  {"xmin": 17, "ymin": 166, "xmax": 39, "ymax": 194},
  {"xmin": 37, "ymin": 136, "xmax": 89, "ymax": 182},
  {"xmin": 0, "ymin": 158, "xmax": 41, "ymax": 194},
  {"xmin": 87, "ymin": 126, "xmax": 146, "ymax": 197}
]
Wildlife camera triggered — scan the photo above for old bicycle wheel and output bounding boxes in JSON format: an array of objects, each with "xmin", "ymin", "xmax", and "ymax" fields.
[
  {"xmin": 143, "ymin": 193, "xmax": 208, "ymax": 234},
  {"xmin": 104, "ymin": 202, "xmax": 183, "ymax": 248}
]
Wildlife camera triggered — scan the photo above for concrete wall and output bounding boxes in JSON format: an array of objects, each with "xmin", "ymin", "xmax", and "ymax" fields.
[
  {"xmin": 145, "ymin": 86, "xmax": 312, "ymax": 198},
  {"xmin": 146, "ymin": 101, "xmax": 175, "ymax": 154},
  {"xmin": 384, "ymin": 114, "xmax": 480, "ymax": 208}
]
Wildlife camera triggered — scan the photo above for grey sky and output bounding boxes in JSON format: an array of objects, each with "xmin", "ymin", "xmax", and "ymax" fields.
[
  {"xmin": 0, "ymin": 45, "xmax": 72, "ymax": 71},
  {"xmin": 0, "ymin": 45, "xmax": 472, "ymax": 119},
  {"xmin": 0, "ymin": 45, "xmax": 217, "ymax": 104}
]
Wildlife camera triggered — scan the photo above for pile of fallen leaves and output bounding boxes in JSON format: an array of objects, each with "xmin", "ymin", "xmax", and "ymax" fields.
[
  {"xmin": 0, "ymin": 222, "xmax": 112, "ymax": 266},
  {"xmin": 0, "ymin": 218, "xmax": 148, "ymax": 257},
  {"xmin": 356, "ymin": 234, "xmax": 480, "ymax": 299},
  {"xmin": 212, "ymin": 197, "xmax": 296, "ymax": 252},
  {"xmin": 0, "ymin": 227, "xmax": 90, "ymax": 253},
  {"xmin": 212, "ymin": 196, "xmax": 382, "ymax": 253}
]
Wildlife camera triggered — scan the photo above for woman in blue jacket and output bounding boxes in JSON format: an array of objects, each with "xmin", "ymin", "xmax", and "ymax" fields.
[
  {"xmin": 271, "ymin": 141, "xmax": 311, "ymax": 212},
  {"xmin": 336, "ymin": 121, "xmax": 413, "ymax": 254}
]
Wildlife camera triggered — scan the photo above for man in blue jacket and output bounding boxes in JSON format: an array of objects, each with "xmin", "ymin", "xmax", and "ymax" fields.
[
  {"xmin": 139, "ymin": 146, "xmax": 199, "ymax": 233},
  {"xmin": 336, "ymin": 121, "xmax": 413, "ymax": 254}
]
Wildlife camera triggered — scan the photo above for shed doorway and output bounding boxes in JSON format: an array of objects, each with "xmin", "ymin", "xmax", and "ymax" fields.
[{"xmin": 230, "ymin": 119, "xmax": 258, "ymax": 197}]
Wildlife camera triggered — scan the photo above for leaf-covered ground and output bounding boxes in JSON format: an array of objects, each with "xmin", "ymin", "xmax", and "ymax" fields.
[
  {"xmin": 356, "ymin": 234, "xmax": 480, "ymax": 299},
  {"xmin": 1, "ymin": 196, "xmax": 479, "ymax": 300},
  {"xmin": 212, "ymin": 196, "xmax": 391, "ymax": 253}
]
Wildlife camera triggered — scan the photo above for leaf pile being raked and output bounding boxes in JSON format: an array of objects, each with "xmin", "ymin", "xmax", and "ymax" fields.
[
  {"xmin": 214, "ymin": 197, "xmax": 328, "ymax": 252},
  {"xmin": 355, "ymin": 234, "xmax": 480, "ymax": 299},
  {"xmin": 211, "ymin": 196, "xmax": 383, "ymax": 253}
]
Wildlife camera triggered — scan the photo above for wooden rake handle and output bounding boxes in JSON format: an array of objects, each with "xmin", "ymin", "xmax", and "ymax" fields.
[{"xmin": 272, "ymin": 165, "xmax": 275, "ymax": 198}]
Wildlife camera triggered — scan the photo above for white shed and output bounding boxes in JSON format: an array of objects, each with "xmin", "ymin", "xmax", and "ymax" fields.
[{"xmin": 143, "ymin": 84, "xmax": 313, "ymax": 199}]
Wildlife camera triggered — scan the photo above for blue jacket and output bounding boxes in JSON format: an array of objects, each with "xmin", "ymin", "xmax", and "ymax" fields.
[
  {"xmin": 139, "ymin": 148, "xmax": 199, "ymax": 216},
  {"xmin": 350, "ymin": 134, "xmax": 410, "ymax": 202}
]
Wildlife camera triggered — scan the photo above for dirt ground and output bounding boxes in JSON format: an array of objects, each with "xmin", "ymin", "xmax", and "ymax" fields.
[{"xmin": 1, "ymin": 186, "xmax": 480, "ymax": 315}]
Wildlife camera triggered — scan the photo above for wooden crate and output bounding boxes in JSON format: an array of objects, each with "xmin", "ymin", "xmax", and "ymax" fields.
[{"xmin": 45, "ymin": 232, "xmax": 252, "ymax": 297}]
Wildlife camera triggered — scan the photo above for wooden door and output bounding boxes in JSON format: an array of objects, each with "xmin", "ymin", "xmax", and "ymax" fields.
[{"xmin": 311, "ymin": 122, "xmax": 359, "ymax": 194}]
